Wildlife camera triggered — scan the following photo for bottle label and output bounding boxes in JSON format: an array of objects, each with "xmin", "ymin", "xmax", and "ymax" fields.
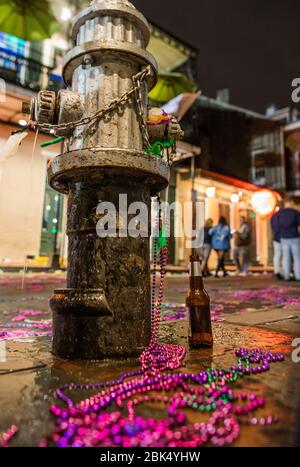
[
  {"xmin": 189, "ymin": 305, "xmax": 212, "ymax": 334},
  {"xmin": 188, "ymin": 261, "xmax": 202, "ymax": 277}
]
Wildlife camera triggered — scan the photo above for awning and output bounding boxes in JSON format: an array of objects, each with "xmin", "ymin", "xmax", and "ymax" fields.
[{"xmin": 172, "ymin": 140, "xmax": 201, "ymax": 164}]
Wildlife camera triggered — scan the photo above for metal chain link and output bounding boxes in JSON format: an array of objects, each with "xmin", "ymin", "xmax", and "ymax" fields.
[
  {"xmin": 35, "ymin": 66, "xmax": 152, "ymax": 148},
  {"xmin": 132, "ymin": 68, "xmax": 151, "ymax": 149}
]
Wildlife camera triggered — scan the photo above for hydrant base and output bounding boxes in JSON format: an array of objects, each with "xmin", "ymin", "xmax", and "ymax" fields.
[{"xmin": 52, "ymin": 309, "xmax": 151, "ymax": 360}]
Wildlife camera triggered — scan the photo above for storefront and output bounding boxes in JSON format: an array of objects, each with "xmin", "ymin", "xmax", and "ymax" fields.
[
  {"xmin": 0, "ymin": 122, "xmax": 65, "ymax": 268},
  {"xmin": 175, "ymin": 167, "xmax": 278, "ymax": 268}
]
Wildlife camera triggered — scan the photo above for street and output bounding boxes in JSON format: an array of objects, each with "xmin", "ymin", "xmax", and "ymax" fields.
[{"xmin": 0, "ymin": 272, "xmax": 299, "ymax": 446}]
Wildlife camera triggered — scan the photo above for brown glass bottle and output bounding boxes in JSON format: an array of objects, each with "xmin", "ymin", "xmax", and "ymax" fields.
[{"xmin": 186, "ymin": 253, "xmax": 213, "ymax": 348}]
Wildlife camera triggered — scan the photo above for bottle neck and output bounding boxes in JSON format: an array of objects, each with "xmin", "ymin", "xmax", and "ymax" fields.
[{"xmin": 189, "ymin": 259, "xmax": 204, "ymax": 291}]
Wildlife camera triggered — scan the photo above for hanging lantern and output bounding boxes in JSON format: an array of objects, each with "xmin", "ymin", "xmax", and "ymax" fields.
[
  {"xmin": 206, "ymin": 186, "xmax": 216, "ymax": 198},
  {"xmin": 230, "ymin": 193, "xmax": 240, "ymax": 204},
  {"xmin": 251, "ymin": 190, "xmax": 278, "ymax": 217}
]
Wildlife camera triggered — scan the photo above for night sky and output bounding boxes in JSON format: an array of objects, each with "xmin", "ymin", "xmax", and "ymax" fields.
[{"xmin": 133, "ymin": 0, "xmax": 300, "ymax": 113}]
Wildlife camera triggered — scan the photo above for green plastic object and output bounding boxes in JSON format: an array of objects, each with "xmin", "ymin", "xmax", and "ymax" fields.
[
  {"xmin": 156, "ymin": 225, "xmax": 168, "ymax": 252},
  {"xmin": 145, "ymin": 138, "xmax": 175, "ymax": 158},
  {"xmin": 40, "ymin": 137, "xmax": 64, "ymax": 148}
]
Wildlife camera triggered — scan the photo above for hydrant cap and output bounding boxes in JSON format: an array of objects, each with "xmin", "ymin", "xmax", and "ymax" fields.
[
  {"xmin": 72, "ymin": 0, "xmax": 150, "ymax": 46},
  {"xmin": 92, "ymin": 0, "xmax": 136, "ymax": 7}
]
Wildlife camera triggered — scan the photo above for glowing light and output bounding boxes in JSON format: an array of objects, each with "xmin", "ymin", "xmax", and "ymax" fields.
[
  {"xmin": 251, "ymin": 190, "xmax": 277, "ymax": 216},
  {"xmin": 18, "ymin": 119, "xmax": 27, "ymax": 126},
  {"xmin": 46, "ymin": 205, "xmax": 51, "ymax": 211},
  {"xmin": 60, "ymin": 7, "xmax": 71, "ymax": 21},
  {"xmin": 230, "ymin": 194, "xmax": 240, "ymax": 204},
  {"xmin": 53, "ymin": 218, "xmax": 58, "ymax": 224},
  {"xmin": 206, "ymin": 186, "xmax": 216, "ymax": 198},
  {"xmin": 239, "ymin": 200, "xmax": 247, "ymax": 209}
]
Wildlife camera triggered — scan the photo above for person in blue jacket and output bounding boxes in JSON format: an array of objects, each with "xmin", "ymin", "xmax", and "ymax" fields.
[
  {"xmin": 272, "ymin": 197, "xmax": 300, "ymax": 281},
  {"xmin": 209, "ymin": 216, "xmax": 232, "ymax": 277}
]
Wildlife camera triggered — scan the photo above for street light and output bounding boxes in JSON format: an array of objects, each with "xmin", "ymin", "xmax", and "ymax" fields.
[
  {"xmin": 60, "ymin": 7, "xmax": 72, "ymax": 22},
  {"xmin": 230, "ymin": 193, "xmax": 240, "ymax": 204},
  {"xmin": 206, "ymin": 186, "xmax": 216, "ymax": 198},
  {"xmin": 251, "ymin": 190, "xmax": 277, "ymax": 217}
]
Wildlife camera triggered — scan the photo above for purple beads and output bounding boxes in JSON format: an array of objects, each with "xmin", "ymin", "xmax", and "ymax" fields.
[{"xmin": 43, "ymin": 346, "xmax": 284, "ymax": 447}]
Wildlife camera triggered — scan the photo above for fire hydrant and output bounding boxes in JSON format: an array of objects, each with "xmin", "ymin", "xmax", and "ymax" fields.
[{"xmin": 24, "ymin": 0, "xmax": 182, "ymax": 359}]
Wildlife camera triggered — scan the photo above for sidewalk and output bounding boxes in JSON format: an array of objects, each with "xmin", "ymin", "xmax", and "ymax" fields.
[
  {"xmin": 0, "ymin": 261, "xmax": 272, "ymax": 273},
  {"xmin": 0, "ymin": 273, "xmax": 299, "ymax": 446}
]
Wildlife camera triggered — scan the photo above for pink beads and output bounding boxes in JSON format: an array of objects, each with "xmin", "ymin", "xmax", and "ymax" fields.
[{"xmin": 0, "ymin": 425, "xmax": 18, "ymax": 447}]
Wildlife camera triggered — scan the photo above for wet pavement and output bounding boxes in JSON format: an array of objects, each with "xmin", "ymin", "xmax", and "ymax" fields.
[{"xmin": 0, "ymin": 272, "xmax": 300, "ymax": 447}]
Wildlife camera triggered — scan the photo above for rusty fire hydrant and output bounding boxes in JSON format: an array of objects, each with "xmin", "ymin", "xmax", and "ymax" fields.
[{"xmin": 23, "ymin": 0, "xmax": 182, "ymax": 359}]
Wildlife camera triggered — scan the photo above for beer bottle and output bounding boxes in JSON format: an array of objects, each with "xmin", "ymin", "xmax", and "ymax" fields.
[{"xmin": 186, "ymin": 253, "xmax": 213, "ymax": 348}]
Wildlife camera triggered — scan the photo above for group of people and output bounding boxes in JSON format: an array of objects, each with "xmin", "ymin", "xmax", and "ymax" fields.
[
  {"xmin": 271, "ymin": 197, "xmax": 300, "ymax": 281},
  {"xmin": 200, "ymin": 216, "xmax": 251, "ymax": 277},
  {"xmin": 200, "ymin": 197, "xmax": 300, "ymax": 280}
]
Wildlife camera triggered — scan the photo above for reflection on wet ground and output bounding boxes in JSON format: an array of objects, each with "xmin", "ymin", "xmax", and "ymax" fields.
[{"xmin": 0, "ymin": 273, "xmax": 300, "ymax": 446}]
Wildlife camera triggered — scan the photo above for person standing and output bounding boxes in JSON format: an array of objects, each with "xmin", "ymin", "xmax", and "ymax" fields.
[
  {"xmin": 209, "ymin": 217, "xmax": 231, "ymax": 277},
  {"xmin": 232, "ymin": 230, "xmax": 241, "ymax": 274},
  {"xmin": 273, "ymin": 197, "xmax": 300, "ymax": 281},
  {"xmin": 200, "ymin": 218, "xmax": 213, "ymax": 277},
  {"xmin": 271, "ymin": 208, "xmax": 282, "ymax": 280},
  {"xmin": 235, "ymin": 216, "xmax": 251, "ymax": 276}
]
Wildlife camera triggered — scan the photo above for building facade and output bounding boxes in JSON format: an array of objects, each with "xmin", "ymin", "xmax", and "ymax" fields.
[
  {"xmin": 0, "ymin": 122, "xmax": 67, "ymax": 266},
  {"xmin": 174, "ymin": 167, "xmax": 275, "ymax": 268},
  {"xmin": 267, "ymin": 106, "xmax": 300, "ymax": 197},
  {"xmin": 180, "ymin": 95, "xmax": 285, "ymax": 192}
]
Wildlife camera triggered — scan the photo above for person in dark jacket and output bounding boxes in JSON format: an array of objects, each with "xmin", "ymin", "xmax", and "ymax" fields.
[
  {"xmin": 235, "ymin": 216, "xmax": 251, "ymax": 276},
  {"xmin": 272, "ymin": 197, "xmax": 300, "ymax": 281},
  {"xmin": 271, "ymin": 208, "xmax": 282, "ymax": 280},
  {"xmin": 200, "ymin": 218, "xmax": 213, "ymax": 276},
  {"xmin": 209, "ymin": 216, "xmax": 231, "ymax": 277}
]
